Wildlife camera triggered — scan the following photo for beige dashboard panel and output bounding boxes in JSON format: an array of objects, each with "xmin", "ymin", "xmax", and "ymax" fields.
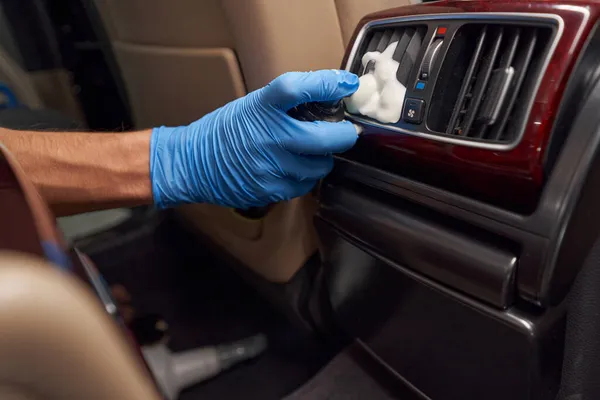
[
  {"xmin": 178, "ymin": 196, "xmax": 319, "ymax": 283},
  {"xmin": 112, "ymin": 43, "xmax": 245, "ymax": 128},
  {"xmin": 0, "ymin": 251, "xmax": 160, "ymax": 400}
]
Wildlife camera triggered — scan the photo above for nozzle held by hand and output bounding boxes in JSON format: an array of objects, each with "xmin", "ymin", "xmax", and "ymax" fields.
[{"xmin": 287, "ymin": 100, "xmax": 345, "ymax": 122}]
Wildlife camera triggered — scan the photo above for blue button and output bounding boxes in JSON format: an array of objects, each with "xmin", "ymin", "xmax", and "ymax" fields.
[{"xmin": 415, "ymin": 81, "xmax": 426, "ymax": 90}]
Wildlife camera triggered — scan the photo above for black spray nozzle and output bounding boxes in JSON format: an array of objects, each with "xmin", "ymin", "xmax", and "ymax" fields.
[{"xmin": 287, "ymin": 100, "xmax": 345, "ymax": 122}]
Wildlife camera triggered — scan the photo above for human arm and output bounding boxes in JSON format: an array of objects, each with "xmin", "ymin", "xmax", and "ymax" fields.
[
  {"xmin": 0, "ymin": 128, "xmax": 152, "ymax": 216},
  {"xmin": 0, "ymin": 70, "xmax": 360, "ymax": 217}
]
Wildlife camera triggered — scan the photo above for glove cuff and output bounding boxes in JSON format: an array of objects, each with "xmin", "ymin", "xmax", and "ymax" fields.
[{"xmin": 150, "ymin": 125, "xmax": 191, "ymax": 209}]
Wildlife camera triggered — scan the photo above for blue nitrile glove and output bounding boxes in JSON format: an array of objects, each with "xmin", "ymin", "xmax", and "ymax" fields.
[{"xmin": 150, "ymin": 69, "xmax": 360, "ymax": 209}]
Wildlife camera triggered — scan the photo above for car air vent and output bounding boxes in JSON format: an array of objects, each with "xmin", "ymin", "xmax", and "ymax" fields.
[
  {"xmin": 349, "ymin": 25, "xmax": 428, "ymax": 87},
  {"xmin": 344, "ymin": 15, "xmax": 559, "ymax": 150},
  {"xmin": 429, "ymin": 23, "xmax": 554, "ymax": 143}
]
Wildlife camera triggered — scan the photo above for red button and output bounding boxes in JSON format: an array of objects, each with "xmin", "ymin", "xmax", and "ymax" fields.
[{"xmin": 437, "ymin": 27, "xmax": 447, "ymax": 36}]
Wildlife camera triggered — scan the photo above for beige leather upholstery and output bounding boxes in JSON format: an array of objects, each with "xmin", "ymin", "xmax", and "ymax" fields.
[
  {"xmin": 96, "ymin": 0, "xmax": 235, "ymax": 48},
  {"xmin": 113, "ymin": 43, "xmax": 245, "ymax": 127},
  {"xmin": 95, "ymin": 0, "xmax": 243, "ymax": 129},
  {"xmin": 0, "ymin": 251, "xmax": 160, "ymax": 400},
  {"xmin": 94, "ymin": 0, "xmax": 411, "ymax": 282},
  {"xmin": 94, "ymin": 0, "xmax": 413, "ymax": 125},
  {"xmin": 178, "ymin": 196, "xmax": 319, "ymax": 283},
  {"xmin": 220, "ymin": 0, "xmax": 345, "ymax": 91},
  {"xmin": 335, "ymin": 0, "xmax": 415, "ymax": 46}
]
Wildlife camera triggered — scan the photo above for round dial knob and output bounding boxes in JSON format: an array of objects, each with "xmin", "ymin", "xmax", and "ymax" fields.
[{"xmin": 420, "ymin": 39, "xmax": 444, "ymax": 80}]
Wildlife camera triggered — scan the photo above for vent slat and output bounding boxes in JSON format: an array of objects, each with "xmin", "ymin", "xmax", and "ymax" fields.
[
  {"xmin": 498, "ymin": 28, "xmax": 521, "ymax": 69},
  {"xmin": 389, "ymin": 28, "xmax": 403, "ymax": 48},
  {"xmin": 361, "ymin": 31, "xmax": 384, "ymax": 75},
  {"xmin": 366, "ymin": 28, "xmax": 393, "ymax": 75},
  {"xmin": 396, "ymin": 27, "xmax": 427, "ymax": 86},
  {"xmin": 366, "ymin": 31, "xmax": 383, "ymax": 53},
  {"xmin": 489, "ymin": 29, "xmax": 538, "ymax": 141},
  {"xmin": 476, "ymin": 28, "xmax": 520, "ymax": 139},
  {"xmin": 376, "ymin": 29, "xmax": 394, "ymax": 52},
  {"xmin": 475, "ymin": 123, "xmax": 488, "ymax": 140},
  {"xmin": 392, "ymin": 27, "xmax": 415, "ymax": 63},
  {"xmin": 446, "ymin": 26, "xmax": 488, "ymax": 135},
  {"xmin": 462, "ymin": 27, "xmax": 504, "ymax": 137}
]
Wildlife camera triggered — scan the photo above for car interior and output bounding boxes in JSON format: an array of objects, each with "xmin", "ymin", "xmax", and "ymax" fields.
[{"xmin": 2, "ymin": 0, "xmax": 600, "ymax": 399}]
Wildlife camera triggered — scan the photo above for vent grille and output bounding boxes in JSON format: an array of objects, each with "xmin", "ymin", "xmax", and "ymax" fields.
[
  {"xmin": 346, "ymin": 17, "xmax": 557, "ymax": 149},
  {"xmin": 430, "ymin": 23, "xmax": 553, "ymax": 143},
  {"xmin": 350, "ymin": 25, "xmax": 428, "ymax": 86}
]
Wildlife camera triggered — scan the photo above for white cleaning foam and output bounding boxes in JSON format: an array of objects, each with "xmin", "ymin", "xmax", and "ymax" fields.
[{"xmin": 345, "ymin": 41, "xmax": 407, "ymax": 124}]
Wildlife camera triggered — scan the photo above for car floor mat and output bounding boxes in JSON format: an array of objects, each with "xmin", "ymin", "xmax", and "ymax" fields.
[{"xmin": 80, "ymin": 215, "xmax": 337, "ymax": 400}]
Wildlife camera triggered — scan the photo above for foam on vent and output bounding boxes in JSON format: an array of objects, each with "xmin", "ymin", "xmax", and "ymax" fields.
[{"xmin": 345, "ymin": 41, "xmax": 407, "ymax": 124}]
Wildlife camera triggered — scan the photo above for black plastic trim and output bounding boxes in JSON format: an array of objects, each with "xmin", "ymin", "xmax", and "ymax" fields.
[
  {"xmin": 558, "ymin": 234, "xmax": 600, "ymax": 400},
  {"xmin": 348, "ymin": 342, "xmax": 429, "ymax": 400},
  {"xmin": 316, "ymin": 217, "xmax": 543, "ymax": 336},
  {"xmin": 316, "ymin": 217, "xmax": 566, "ymax": 399},
  {"xmin": 543, "ymin": 21, "xmax": 600, "ymax": 174},
  {"xmin": 546, "ymin": 137, "xmax": 600, "ymax": 304},
  {"xmin": 319, "ymin": 185, "xmax": 517, "ymax": 308}
]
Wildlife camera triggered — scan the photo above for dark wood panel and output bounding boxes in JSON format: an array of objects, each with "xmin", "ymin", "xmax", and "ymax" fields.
[{"xmin": 341, "ymin": 1, "xmax": 598, "ymax": 213}]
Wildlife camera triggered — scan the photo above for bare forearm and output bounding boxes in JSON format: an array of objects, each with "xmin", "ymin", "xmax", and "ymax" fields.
[{"xmin": 0, "ymin": 128, "xmax": 152, "ymax": 216}]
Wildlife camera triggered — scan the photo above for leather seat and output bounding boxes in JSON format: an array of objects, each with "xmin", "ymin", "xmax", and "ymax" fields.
[
  {"xmin": 0, "ymin": 252, "xmax": 160, "ymax": 400},
  {"xmin": 93, "ymin": 0, "xmax": 412, "ymax": 283}
]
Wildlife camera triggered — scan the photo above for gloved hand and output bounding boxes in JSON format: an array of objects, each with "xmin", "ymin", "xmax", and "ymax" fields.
[{"xmin": 150, "ymin": 69, "xmax": 360, "ymax": 209}]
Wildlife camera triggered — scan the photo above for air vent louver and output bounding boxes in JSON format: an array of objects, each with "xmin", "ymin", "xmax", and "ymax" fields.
[
  {"xmin": 430, "ymin": 23, "xmax": 553, "ymax": 143},
  {"xmin": 347, "ymin": 16, "xmax": 557, "ymax": 149},
  {"xmin": 351, "ymin": 25, "xmax": 428, "ymax": 86}
]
